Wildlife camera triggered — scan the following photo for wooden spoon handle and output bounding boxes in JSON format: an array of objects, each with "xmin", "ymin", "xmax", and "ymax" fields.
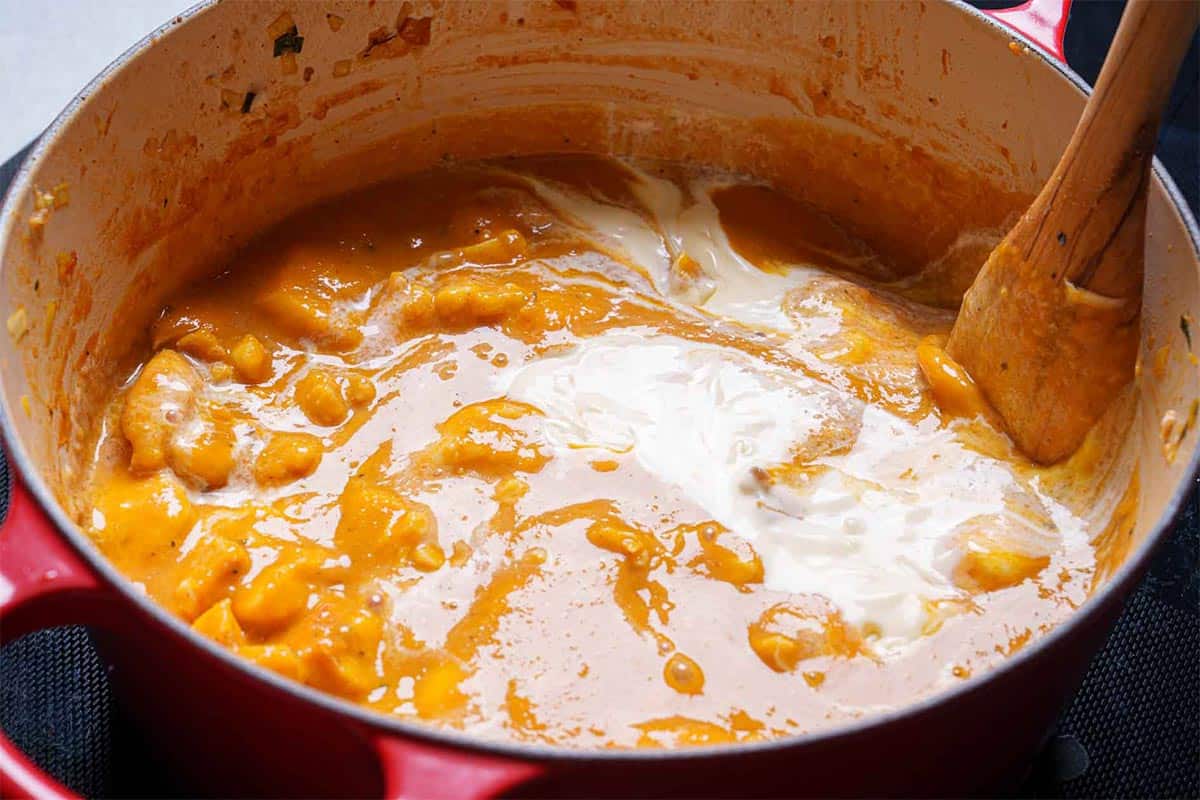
[
  {"xmin": 1015, "ymin": 0, "xmax": 1198, "ymax": 299},
  {"xmin": 1073, "ymin": 0, "xmax": 1197, "ymax": 159},
  {"xmin": 947, "ymin": 0, "xmax": 1197, "ymax": 464}
]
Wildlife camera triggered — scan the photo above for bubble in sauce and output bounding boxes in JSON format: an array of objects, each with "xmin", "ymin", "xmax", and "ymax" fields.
[{"xmin": 663, "ymin": 652, "xmax": 705, "ymax": 695}]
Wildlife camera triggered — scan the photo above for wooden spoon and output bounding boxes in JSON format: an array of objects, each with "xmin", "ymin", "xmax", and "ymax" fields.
[{"xmin": 945, "ymin": 0, "xmax": 1199, "ymax": 464}]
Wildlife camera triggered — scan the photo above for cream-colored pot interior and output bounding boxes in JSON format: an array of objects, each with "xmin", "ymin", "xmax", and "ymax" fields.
[{"xmin": 1, "ymin": 0, "xmax": 1197, "ymax": 671}]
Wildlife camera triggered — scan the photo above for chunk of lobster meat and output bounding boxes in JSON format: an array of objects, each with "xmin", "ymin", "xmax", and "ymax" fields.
[
  {"xmin": 121, "ymin": 349, "xmax": 202, "ymax": 473},
  {"xmin": 301, "ymin": 600, "xmax": 385, "ymax": 699},
  {"xmin": 87, "ymin": 472, "xmax": 198, "ymax": 576},
  {"xmin": 747, "ymin": 596, "xmax": 862, "ymax": 673},
  {"xmin": 232, "ymin": 549, "xmax": 321, "ymax": 634},
  {"xmin": 191, "ymin": 599, "xmax": 246, "ymax": 647},
  {"xmin": 951, "ymin": 512, "xmax": 1053, "ymax": 593},
  {"xmin": 428, "ymin": 399, "xmax": 548, "ymax": 476},
  {"xmin": 167, "ymin": 410, "xmax": 238, "ymax": 490},
  {"xmin": 174, "ymin": 535, "xmax": 251, "ymax": 621}
]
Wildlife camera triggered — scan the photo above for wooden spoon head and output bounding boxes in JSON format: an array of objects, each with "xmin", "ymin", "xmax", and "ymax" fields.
[
  {"xmin": 944, "ymin": 0, "xmax": 1196, "ymax": 464},
  {"xmin": 946, "ymin": 233, "xmax": 1141, "ymax": 465}
]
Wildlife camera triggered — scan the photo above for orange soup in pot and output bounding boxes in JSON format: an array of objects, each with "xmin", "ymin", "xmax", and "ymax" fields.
[{"xmin": 81, "ymin": 155, "xmax": 1135, "ymax": 748}]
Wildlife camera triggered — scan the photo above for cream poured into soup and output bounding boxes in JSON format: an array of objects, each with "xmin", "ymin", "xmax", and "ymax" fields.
[{"xmin": 81, "ymin": 156, "xmax": 1133, "ymax": 748}]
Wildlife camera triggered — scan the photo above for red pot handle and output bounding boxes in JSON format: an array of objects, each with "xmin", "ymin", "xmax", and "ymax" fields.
[
  {"xmin": 982, "ymin": 0, "xmax": 1072, "ymax": 64},
  {"xmin": 372, "ymin": 734, "xmax": 545, "ymax": 800},
  {"xmin": 0, "ymin": 470, "xmax": 108, "ymax": 800},
  {"xmin": 0, "ymin": 467, "xmax": 546, "ymax": 800}
]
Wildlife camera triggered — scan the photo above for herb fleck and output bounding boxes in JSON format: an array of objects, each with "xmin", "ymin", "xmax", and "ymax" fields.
[
  {"xmin": 273, "ymin": 26, "xmax": 304, "ymax": 57},
  {"xmin": 241, "ymin": 91, "xmax": 256, "ymax": 114},
  {"xmin": 1182, "ymin": 314, "xmax": 1193, "ymax": 349},
  {"xmin": 1056, "ymin": 231, "xmax": 1066, "ymax": 245}
]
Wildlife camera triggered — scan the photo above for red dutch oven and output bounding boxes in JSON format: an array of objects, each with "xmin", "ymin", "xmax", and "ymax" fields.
[{"xmin": 1, "ymin": 0, "xmax": 1197, "ymax": 796}]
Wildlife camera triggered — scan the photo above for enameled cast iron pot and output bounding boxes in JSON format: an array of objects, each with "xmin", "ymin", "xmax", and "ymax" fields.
[{"xmin": 1, "ymin": 1, "xmax": 1197, "ymax": 796}]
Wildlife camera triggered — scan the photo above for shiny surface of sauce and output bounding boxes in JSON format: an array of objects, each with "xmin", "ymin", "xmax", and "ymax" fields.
[{"xmin": 82, "ymin": 156, "xmax": 1118, "ymax": 748}]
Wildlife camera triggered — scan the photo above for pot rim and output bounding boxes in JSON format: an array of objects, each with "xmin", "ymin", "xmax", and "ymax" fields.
[{"xmin": 1, "ymin": 0, "xmax": 1197, "ymax": 766}]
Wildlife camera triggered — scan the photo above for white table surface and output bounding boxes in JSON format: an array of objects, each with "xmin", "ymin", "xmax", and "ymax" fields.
[{"xmin": 0, "ymin": 0, "xmax": 188, "ymax": 162}]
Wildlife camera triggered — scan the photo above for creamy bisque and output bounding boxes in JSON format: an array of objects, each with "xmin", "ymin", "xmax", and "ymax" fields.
[{"xmin": 82, "ymin": 156, "xmax": 1134, "ymax": 748}]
